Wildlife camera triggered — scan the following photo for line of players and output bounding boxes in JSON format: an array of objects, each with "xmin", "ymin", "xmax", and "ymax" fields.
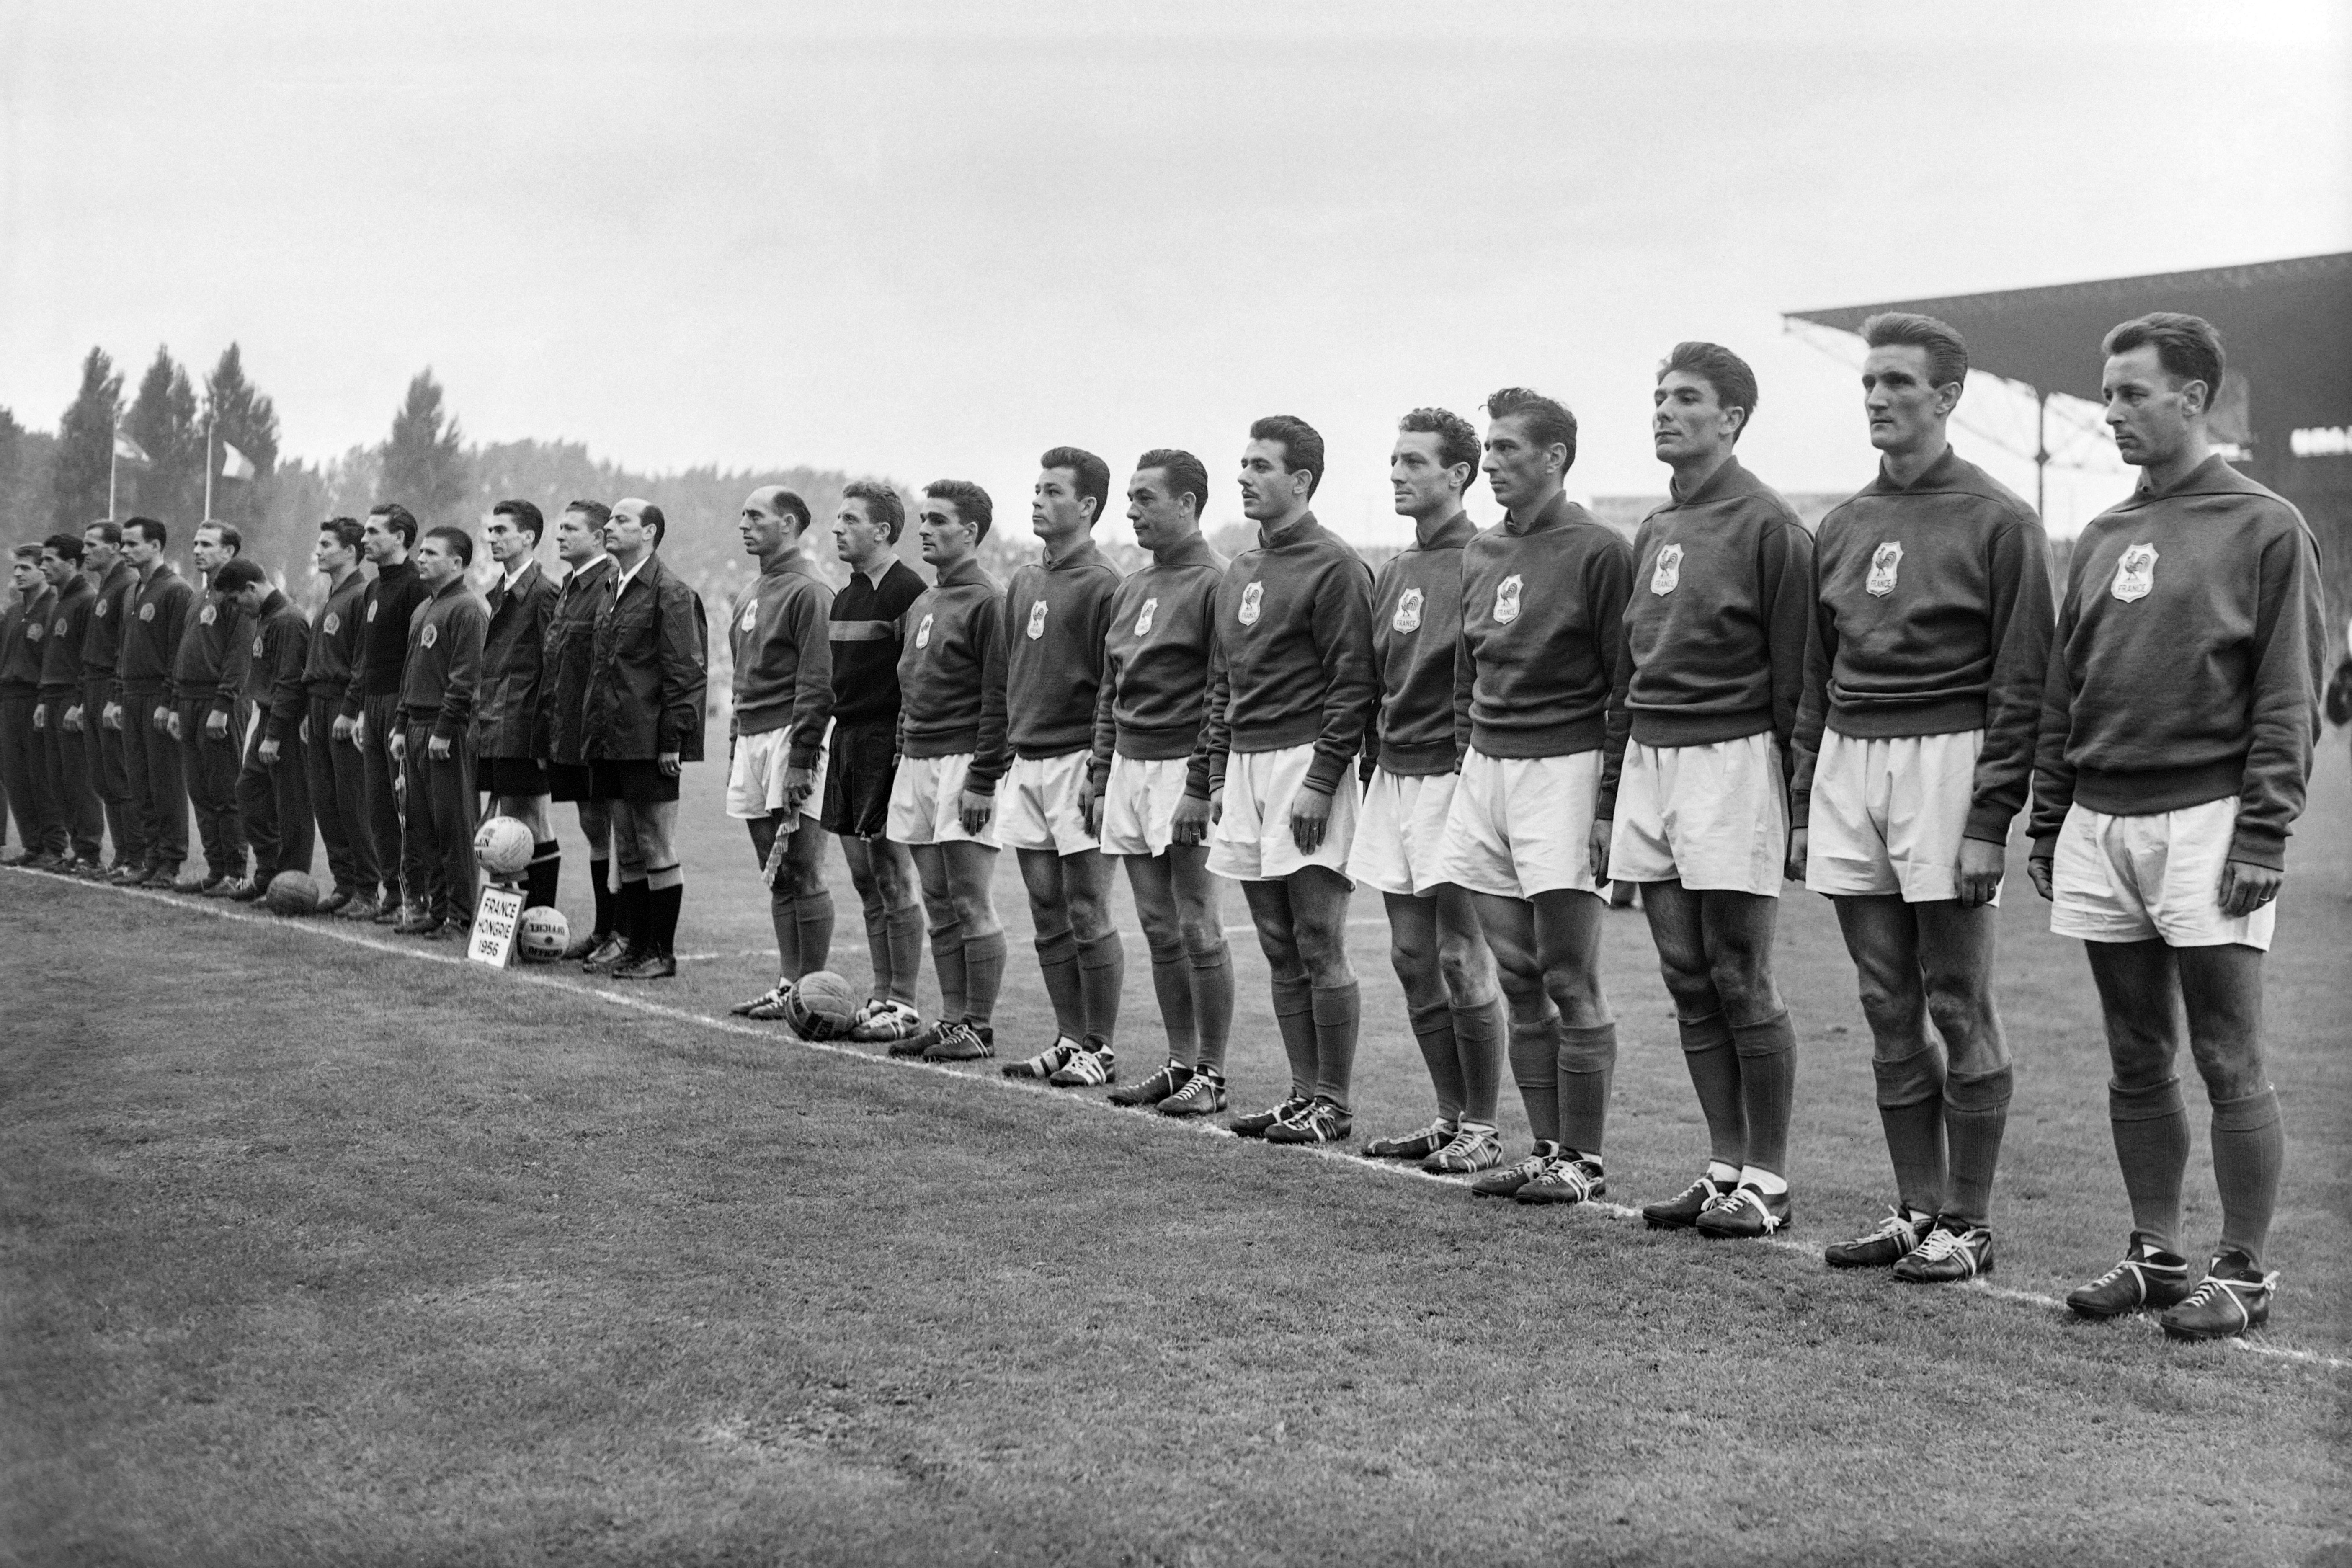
[{"xmin": 0, "ymin": 308, "xmax": 2320, "ymax": 1346}]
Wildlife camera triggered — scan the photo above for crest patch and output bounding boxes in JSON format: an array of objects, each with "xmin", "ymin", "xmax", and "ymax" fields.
[
  {"xmin": 1392, "ymin": 587, "xmax": 1424, "ymax": 633},
  {"xmin": 26, "ymin": 622, "xmax": 41, "ymax": 641},
  {"xmin": 1026, "ymin": 600, "xmax": 1048, "ymax": 640},
  {"xmin": 1494, "ymin": 574, "xmax": 1523, "ymax": 625},
  {"xmin": 1134, "ymin": 597, "xmax": 1158, "ymax": 637},
  {"xmin": 54, "ymin": 619, "xmax": 68, "ymax": 636},
  {"xmin": 2110, "ymin": 543, "xmax": 2158, "ymax": 603},
  {"xmin": 140, "ymin": 603, "xmax": 155, "ymax": 622},
  {"xmin": 322, "ymin": 612, "xmax": 338, "ymax": 634},
  {"xmin": 367, "ymin": 600, "xmax": 379, "ymax": 622},
  {"xmin": 200, "ymin": 604, "xmax": 217, "ymax": 625},
  {"xmin": 95, "ymin": 600, "xmax": 108, "ymax": 617},
  {"xmin": 253, "ymin": 634, "xmax": 266, "ymax": 658},
  {"xmin": 915, "ymin": 612, "xmax": 935, "ymax": 650},
  {"xmin": 1650, "ymin": 543, "xmax": 1684, "ymax": 596},
  {"xmin": 1238, "ymin": 581, "xmax": 1263, "ymax": 627},
  {"xmin": 1866, "ymin": 540, "xmax": 1903, "ymax": 598},
  {"xmin": 421, "ymin": 624, "xmax": 438, "ymax": 650},
  {"xmin": 740, "ymin": 600, "xmax": 760, "ymax": 633}
]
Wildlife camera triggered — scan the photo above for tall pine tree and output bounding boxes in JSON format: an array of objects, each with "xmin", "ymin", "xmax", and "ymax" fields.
[
  {"xmin": 203, "ymin": 343, "xmax": 280, "ymax": 528},
  {"xmin": 380, "ymin": 370, "xmax": 469, "ymax": 528},
  {"xmin": 124, "ymin": 347, "xmax": 204, "ymax": 526},
  {"xmin": 53, "ymin": 347, "xmax": 122, "ymax": 529}
]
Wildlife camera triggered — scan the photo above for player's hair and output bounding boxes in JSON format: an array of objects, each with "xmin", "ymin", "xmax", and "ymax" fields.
[
  {"xmin": 1659, "ymin": 342, "xmax": 1759, "ymax": 434},
  {"xmin": 122, "ymin": 516, "xmax": 166, "ymax": 547},
  {"xmin": 759, "ymin": 488, "xmax": 812, "ymax": 533},
  {"xmin": 13, "ymin": 542, "xmax": 42, "ymax": 560},
  {"xmin": 491, "ymin": 498, "xmax": 545, "ymax": 543},
  {"xmin": 841, "ymin": 479, "xmax": 906, "ymax": 544},
  {"xmin": 1485, "ymin": 387, "xmax": 1579, "ymax": 472},
  {"xmin": 1397, "ymin": 407, "xmax": 1481, "ymax": 485},
  {"xmin": 635, "ymin": 503, "xmax": 667, "ymax": 548},
  {"xmin": 367, "ymin": 503, "xmax": 418, "ymax": 547},
  {"xmin": 2103, "ymin": 312, "xmax": 2225, "ymax": 400},
  {"xmin": 1039, "ymin": 446, "xmax": 1110, "ymax": 523},
  {"xmin": 214, "ymin": 556, "xmax": 267, "ymax": 593},
  {"xmin": 562, "ymin": 499, "xmax": 612, "ymax": 530},
  {"xmin": 85, "ymin": 519, "xmax": 124, "ymax": 547},
  {"xmin": 1861, "ymin": 312, "xmax": 1969, "ymax": 391},
  {"xmin": 923, "ymin": 479, "xmax": 994, "ymax": 543},
  {"xmin": 318, "ymin": 516, "xmax": 365, "ymax": 553},
  {"xmin": 41, "ymin": 532, "xmax": 84, "ymax": 564},
  {"xmin": 1247, "ymin": 415, "xmax": 1325, "ymax": 499},
  {"xmin": 196, "ymin": 520, "xmax": 242, "ymax": 554},
  {"xmin": 425, "ymin": 524, "xmax": 475, "ymax": 566},
  {"xmin": 1135, "ymin": 449, "xmax": 1209, "ymax": 518}
]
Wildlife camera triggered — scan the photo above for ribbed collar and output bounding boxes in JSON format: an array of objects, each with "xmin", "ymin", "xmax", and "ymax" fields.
[
  {"xmin": 1413, "ymin": 510, "xmax": 1475, "ymax": 550},
  {"xmin": 1865, "ymin": 444, "xmax": 1969, "ymax": 496},
  {"xmin": 1151, "ymin": 531, "xmax": 1220, "ymax": 570},
  {"xmin": 1667, "ymin": 454, "xmax": 1764, "ymax": 509},
  {"xmin": 1504, "ymin": 490, "xmax": 1571, "ymax": 537},
  {"xmin": 1258, "ymin": 510, "xmax": 1321, "ymax": 550},
  {"xmin": 932, "ymin": 555, "xmax": 995, "ymax": 590}
]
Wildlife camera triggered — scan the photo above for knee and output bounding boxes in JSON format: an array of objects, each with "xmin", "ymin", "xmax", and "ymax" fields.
[
  {"xmin": 1923, "ymin": 977, "xmax": 1994, "ymax": 1048},
  {"xmin": 1705, "ymin": 954, "xmax": 1776, "ymax": 1017},
  {"xmin": 2187, "ymin": 1037, "xmax": 2267, "ymax": 1103},
  {"xmin": 779, "ymin": 862, "xmax": 825, "ymax": 902},
  {"xmin": 1853, "ymin": 969, "xmax": 1917, "ymax": 1034},
  {"xmin": 1178, "ymin": 915, "xmax": 1224, "ymax": 958},
  {"xmin": 1065, "ymin": 887, "xmax": 1114, "ymax": 940},
  {"xmin": 1656, "ymin": 954, "xmax": 1718, "ymax": 1014}
]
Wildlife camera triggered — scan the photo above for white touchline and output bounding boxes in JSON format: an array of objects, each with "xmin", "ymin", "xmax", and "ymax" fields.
[{"xmin": 18, "ymin": 868, "xmax": 2344, "ymax": 1376}]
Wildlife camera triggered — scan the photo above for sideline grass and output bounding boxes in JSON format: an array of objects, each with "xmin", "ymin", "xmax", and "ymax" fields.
[{"xmin": 4, "ymin": 756, "xmax": 2349, "ymax": 1564}]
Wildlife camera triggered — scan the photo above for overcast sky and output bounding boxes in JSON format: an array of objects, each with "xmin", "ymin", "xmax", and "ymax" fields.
[{"xmin": 3, "ymin": 0, "xmax": 2346, "ymax": 541}]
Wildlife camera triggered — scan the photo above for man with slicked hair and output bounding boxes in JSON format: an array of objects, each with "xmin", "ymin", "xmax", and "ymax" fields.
[
  {"xmin": 77, "ymin": 519, "xmax": 139, "ymax": 875},
  {"xmin": 2, "ymin": 545, "xmax": 60, "ymax": 867},
  {"xmin": 390, "ymin": 526, "xmax": 490, "ymax": 936},
  {"xmin": 35, "ymin": 533, "xmax": 105, "ymax": 874},
  {"xmin": 114, "ymin": 517, "xmax": 193, "ymax": 887},
  {"xmin": 476, "ymin": 499, "xmax": 562, "ymax": 909},
  {"xmin": 542, "ymin": 501, "xmax": 620, "ymax": 957},
  {"xmin": 167, "ymin": 521, "xmax": 250, "ymax": 892},
  {"xmin": 301, "ymin": 518, "xmax": 376, "ymax": 915},
  {"xmin": 347, "ymin": 504, "xmax": 431, "ymax": 923},
  {"xmin": 218, "ymin": 555, "xmax": 314, "ymax": 900}
]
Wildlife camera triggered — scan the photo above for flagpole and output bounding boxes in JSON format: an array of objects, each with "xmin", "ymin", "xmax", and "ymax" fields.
[
  {"xmin": 204, "ymin": 416, "xmax": 215, "ymax": 521},
  {"xmin": 108, "ymin": 425, "xmax": 118, "ymax": 518}
]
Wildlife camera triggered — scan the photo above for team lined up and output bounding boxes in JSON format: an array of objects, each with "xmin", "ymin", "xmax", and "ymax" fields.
[{"xmin": 0, "ymin": 307, "xmax": 2321, "ymax": 1347}]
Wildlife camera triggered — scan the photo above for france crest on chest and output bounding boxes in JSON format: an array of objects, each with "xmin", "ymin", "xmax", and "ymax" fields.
[
  {"xmin": 914, "ymin": 612, "xmax": 935, "ymax": 650},
  {"xmin": 1866, "ymin": 541, "xmax": 1902, "ymax": 597},
  {"xmin": 1134, "ymin": 597, "xmax": 1158, "ymax": 637},
  {"xmin": 1238, "ymin": 581, "xmax": 1263, "ymax": 627},
  {"xmin": 1026, "ymin": 599, "xmax": 1048, "ymax": 640},
  {"xmin": 740, "ymin": 599, "xmax": 759, "ymax": 634},
  {"xmin": 1650, "ymin": 543, "xmax": 1684, "ymax": 596},
  {"xmin": 1493, "ymin": 574, "xmax": 1522, "ymax": 625},
  {"xmin": 1392, "ymin": 587, "xmax": 1424, "ymax": 634},
  {"xmin": 2110, "ymin": 543, "xmax": 2157, "ymax": 603}
]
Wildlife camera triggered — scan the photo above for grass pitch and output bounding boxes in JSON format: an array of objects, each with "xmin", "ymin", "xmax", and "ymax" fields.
[{"xmin": 4, "ymin": 752, "xmax": 2349, "ymax": 1565}]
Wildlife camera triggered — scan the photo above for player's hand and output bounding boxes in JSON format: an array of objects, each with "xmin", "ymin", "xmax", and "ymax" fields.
[
  {"xmin": 334, "ymin": 712, "xmax": 358, "ymax": 745},
  {"xmin": 1078, "ymin": 774, "xmax": 1101, "ymax": 838},
  {"xmin": 2027, "ymin": 855, "xmax": 2054, "ymax": 902},
  {"xmin": 299, "ymin": 715, "xmax": 311, "ymax": 746},
  {"xmin": 165, "ymin": 710, "xmax": 181, "ymax": 741},
  {"xmin": 102, "ymin": 701, "xmax": 123, "ymax": 731},
  {"xmin": 958, "ymin": 788, "xmax": 995, "ymax": 836},
  {"xmin": 63, "ymin": 704, "xmax": 84, "ymax": 734},
  {"xmin": 658, "ymin": 750, "xmax": 680, "ymax": 778},
  {"xmin": 1784, "ymin": 826, "xmax": 1808, "ymax": 883},
  {"xmin": 1171, "ymin": 792, "xmax": 1212, "ymax": 847},
  {"xmin": 205, "ymin": 710, "xmax": 227, "ymax": 740},
  {"xmin": 1591, "ymin": 816, "xmax": 1614, "ymax": 883},
  {"xmin": 1289, "ymin": 782, "xmax": 1333, "ymax": 855},
  {"xmin": 1955, "ymin": 838, "xmax": 2006, "ymax": 907},
  {"xmin": 428, "ymin": 733, "xmax": 452, "ymax": 761},
  {"xmin": 784, "ymin": 764, "xmax": 816, "ymax": 814},
  {"xmin": 389, "ymin": 730, "xmax": 407, "ymax": 764},
  {"xmin": 2217, "ymin": 859, "xmax": 2282, "ymax": 920}
]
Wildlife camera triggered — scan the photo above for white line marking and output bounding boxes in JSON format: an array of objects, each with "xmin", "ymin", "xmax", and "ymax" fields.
[{"xmin": 16, "ymin": 867, "xmax": 2346, "ymax": 1375}]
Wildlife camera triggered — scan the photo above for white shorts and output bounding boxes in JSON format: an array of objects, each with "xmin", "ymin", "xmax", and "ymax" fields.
[
  {"xmin": 996, "ymin": 749, "xmax": 1098, "ymax": 856},
  {"xmin": 2049, "ymin": 797, "xmax": 2274, "ymax": 950},
  {"xmin": 1434, "ymin": 749, "xmax": 1604, "ymax": 900},
  {"xmin": 725, "ymin": 722, "xmax": 831, "ymax": 828},
  {"xmin": 1207, "ymin": 742, "xmax": 1359, "ymax": 884},
  {"xmin": 1101, "ymin": 753, "xmax": 1190, "ymax": 859},
  {"xmin": 885, "ymin": 751, "xmax": 1001, "ymax": 848},
  {"xmin": 1609, "ymin": 732, "xmax": 1787, "ymax": 897},
  {"xmin": 1348, "ymin": 768, "xmax": 1462, "ymax": 897},
  {"xmin": 1804, "ymin": 727, "xmax": 1994, "ymax": 905}
]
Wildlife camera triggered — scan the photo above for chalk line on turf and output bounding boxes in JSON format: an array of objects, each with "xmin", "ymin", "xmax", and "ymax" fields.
[{"xmin": 13, "ymin": 866, "xmax": 2343, "ymax": 1376}]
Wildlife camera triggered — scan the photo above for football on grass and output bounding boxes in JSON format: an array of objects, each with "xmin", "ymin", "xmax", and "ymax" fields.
[
  {"xmin": 786, "ymin": 971, "xmax": 862, "ymax": 1039},
  {"xmin": 517, "ymin": 906, "xmax": 569, "ymax": 961},
  {"xmin": 263, "ymin": 871, "xmax": 320, "ymax": 916}
]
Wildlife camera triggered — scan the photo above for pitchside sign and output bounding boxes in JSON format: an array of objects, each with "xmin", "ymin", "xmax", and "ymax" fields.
[{"xmin": 469, "ymin": 886, "xmax": 524, "ymax": 968}]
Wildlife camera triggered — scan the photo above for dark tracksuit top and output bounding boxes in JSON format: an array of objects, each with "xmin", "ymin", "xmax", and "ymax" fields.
[
  {"xmin": 731, "ymin": 552, "xmax": 835, "ymax": 766},
  {"xmin": 475, "ymin": 560, "xmax": 558, "ymax": 762},
  {"xmin": 399, "ymin": 580, "xmax": 490, "ymax": 740},
  {"xmin": 38, "ymin": 575, "xmax": 95, "ymax": 700},
  {"xmin": 828, "ymin": 557, "xmax": 928, "ymax": 727},
  {"xmin": 540, "ymin": 555, "xmax": 614, "ymax": 765},
  {"xmin": 1089, "ymin": 531, "xmax": 1226, "ymax": 789},
  {"xmin": 1613, "ymin": 455, "xmax": 1814, "ymax": 785},
  {"xmin": 1366, "ymin": 510, "xmax": 1475, "ymax": 781},
  {"xmin": 241, "ymin": 591, "xmax": 313, "ymax": 741},
  {"xmin": 2029, "ymin": 454, "xmax": 2324, "ymax": 873},
  {"xmin": 1006, "ymin": 538, "xmax": 1121, "ymax": 762},
  {"xmin": 121, "ymin": 564, "xmax": 193, "ymax": 716},
  {"xmin": 1453, "ymin": 493, "xmax": 1636, "ymax": 810},
  {"xmin": 344, "ymin": 559, "xmax": 429, "ymax": 720},
  {"xmin": 894, "ymin": 555, "xmax": 1009, "ymax": 793},
  {"xmin": 5, "ymin": 586, "xmax": 53, "ymax": 696},
  {"xmin": 168, "ymin": 582, "xmax": 246, "ymax": 717},
  {"xmin": 1190, "ymin": 511, "xmax": 1377, "ymax": 799},
  {"xmin": 82, "ymin": 559, "xmax": 134, "ymax": 701},
  {"xmin": 1792, "ymin": 445, "xmax": 2054, "ymax": 846},
  {"xmin": 303, "ymin": 571, "xmax": 369, "ymax": 707}
]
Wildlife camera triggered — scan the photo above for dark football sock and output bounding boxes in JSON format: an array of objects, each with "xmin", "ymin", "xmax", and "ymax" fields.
[
  {"xmin": 885, "ymin": 903, "xmax": 925, "ymax": 1006},
  {"xmin": 1677, "ymin": 1012, "xmax": 1747, "ymax": 1170},
  {"xmin": 2110, "ymin": 1077, "xmax": 2190, "ymax": 1256},
  {"xmin": 1187, "ymin": 941, "xmax": 1234, "ymax": 1074},
  {"xmin": 794, "ymin": 888, "xmax": 834, "ymax": 979},
  {"xmin": 1942, "ymin": 1065, "xmax": 2012, "ymax": 1229},
  {"xmin": 617, "ymin": 878, "xmax": 650, "ymax": 951},
  {"xmin": 928, "ymin": 917, "xmax": 967, "ymax": 1021},
  {"xmin": 525, "ymin": 841, "xmax": 560, "ymax": 909},
  {"xmin": 1309, "ymin": 982, "xmax": 1359, "ymax": 1111},
  {"xmin": 1270, "ymin": 971, "xmax": 1316, "ymax": 1099},
  {"xmin": 589, "ymin": 858, "xmax": 614, "ymax": 936},
  {"xmin": 1033, "ymin": 928, "xmax": 1084, "ymax": 1039},
  {"xmin": 1077, "ymin": 933, "xmax": 1124, "ymax": 1048},
  {"xmin": 769, "ymin": 891, "xmax": 802, "ymax": 979},
  {"xmin": 651, "ymin": 883, "xmax": 685, "ymax": 957},
  {"xmin": 1732, "ymin": 1012, "xmax": 1797, "ymax": 1178},
  {"xmin": 1451, "ymin": 998, "xmax": 1506, "ymax": 1127},
  {"xmin": 1873, "ymin": 1042, "xmax": 1949, "ymax": 1217},
  {"xmin": 2210, "ymin": 1085, "xmax": 2285, "ymax": 1267},
  {"xmin": 861, "ymin": 904, "xmax": 893, "ymax": 1000},
  {"xmin": 1147, "ymin": 940, "xmax": 1197, "ymax": 1065},
  {"xmin": 1408, "ymin": 999, "xmax": 1464, "ymax": 1124},
  {"xmin": 1508, "ymin": 1011, "xmax": 1561, "ymax": 1145},
  {"xmin": 962, "ymin": 929, "xmax": 1007, "ymax": 1025},
  {"xmin": 1557, "ymin": 1022, "xmax": 1618, "ymax": 1160}
]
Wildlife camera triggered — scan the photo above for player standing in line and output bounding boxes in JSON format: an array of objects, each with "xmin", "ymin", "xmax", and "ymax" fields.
[
  {"xmin": 997, "ymin": 448, "xmax": 1127, "ymax": 1087},
  {"xmin": 475, "ymin": 500, "xmax": 562, "ymax": 907},
  {"xmin": 820, "ymin": 482, "xmax": 931, "ymax": 1044},
  {"xmin": 76, "ymin": 521, "xmax": 139, "ymax": 877},
  {"xmin": 2, "ymin": 545, "xmax": 61, "ymax": 867},
  {"xmin": 166, "ymin": 521, "xmax": 249, "ymax": 894},
  {"xmin": 580, "ymin": 499, "xmax": 707, "ymax": 978},
  {"xmin": 389, "ymin": 526, "xmax": 490, "ymax": 937},
  {"xmin": 1179, "ymin": 415, "xmax": 1377, "ymax": 1146},
  {"xmin": 1351, "ymin": 409, "xmax": 1510, "ymax": 1175},
  {"xmin": 886, "ymin": 480, "xmax": 1011, "ymax": 1062},
  {"xmin": 344, "ymin": 505, "xmax": 430, "ymax": 925},
  {"xmin": 1791, "ymin": 313, "xmax": 2051, "ymax": 1284},
  {"xmin": 1609, "ymin": 344, "xmax": 1814, "ymax": 1239},
  {"xmin": 541, "ymin": 501, "xmax": 620, "ymax": 959},
  {"xmin": 2033, "ymin": 313, "xmax": 2322, "ymax": 1342},
  {"xmin": 219, "ymin": 556, "xmax": 315, "ymax": 900},
  {"xmin": 1083, "ymin": 451, "xmax": 1235, "ymax": 1116},
  {"xmin": 299, "ymin": 518, "xmax": 376, "ymax": 917},
  {"xmin": 1437, "ymin": 390, "xmax": 1632, "ymax": 1202},
  {"xmin": 34, "ymin": 534, "xmax": 104, "ymax": 875},
  {"xmin": 113, "ymin": 518, "xmax": 193, "ymax": 889},
  {"xmin": 726, "ymin": 485, "xmax": 837, "ymax": 1021}
]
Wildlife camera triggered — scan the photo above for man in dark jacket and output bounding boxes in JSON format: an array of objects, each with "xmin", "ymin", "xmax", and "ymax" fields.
[
  {"xmin": 302, "ymin": 518, "xmax": 376, "ymax": 916},
  {"xmin": 580, "ymin": 498, "xmax": 706, "ymax": 978},
  {"xmin": 77, "ymin": 519, "xmax": 139, "ymax": 874},
  {"xmin": 113, "ymin": 517, "xmax": 193, "ymax": 886},
  {"xmin": 166, "ymin": 521, "xmax": 249, "ymax": 892},
  {"xmin": 477, "ymin": 499, "xmax": 561, "ymax": 908},
  {"xmin": 344, "ymin": 504, "xmax": 430, "ymax": 924},
  {"xmin": 389, "ymin": 526, "xmax": 490, "ymax": 936},
  {"xmin": 543, "ymin": 501, "xmax": 618, "ymax": 958},
  {"xmin": 36, "ymin": 533, "xmax": 105, "ymax": 873},
  {"xmin": 218, "ymin": 557, "xmax": 314, "ymax": 899},
  {"xmin": 2, "ymin": 546, "xmax": 60, "ymax": 865}
]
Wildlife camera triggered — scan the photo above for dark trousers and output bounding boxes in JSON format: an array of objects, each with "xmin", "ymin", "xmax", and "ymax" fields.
[
  {"xmin": 122, "ymin": 688, "xmax": 188, "ymax": 870},
  {"xmin": 359, "ymin": 693, "xmax": 411, "ymax": 906},
  {"xmin": 305, "ymin": 694, "xmax": 376, "ymax": 897},
  {"xmin": 401, "ymin": 723, "xmax": 478, "ymax": 921},
  {"xmin": 39, "ymin": 694, "xmax": 104, "ymax": 861},
  {"xmin": 82, "ymin": 677, "xmax": 137, "ymax": 867},
  {"xmin": 238, "ymin": 719, "xmax": 315, "ymax": 882},
  {"xmin": 176, "ymin": 696, "xmax": 248, "ymax": 877},
  {"xmin": 1, "ymin": 692, "xmax": 60, "ymax": 854}
]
